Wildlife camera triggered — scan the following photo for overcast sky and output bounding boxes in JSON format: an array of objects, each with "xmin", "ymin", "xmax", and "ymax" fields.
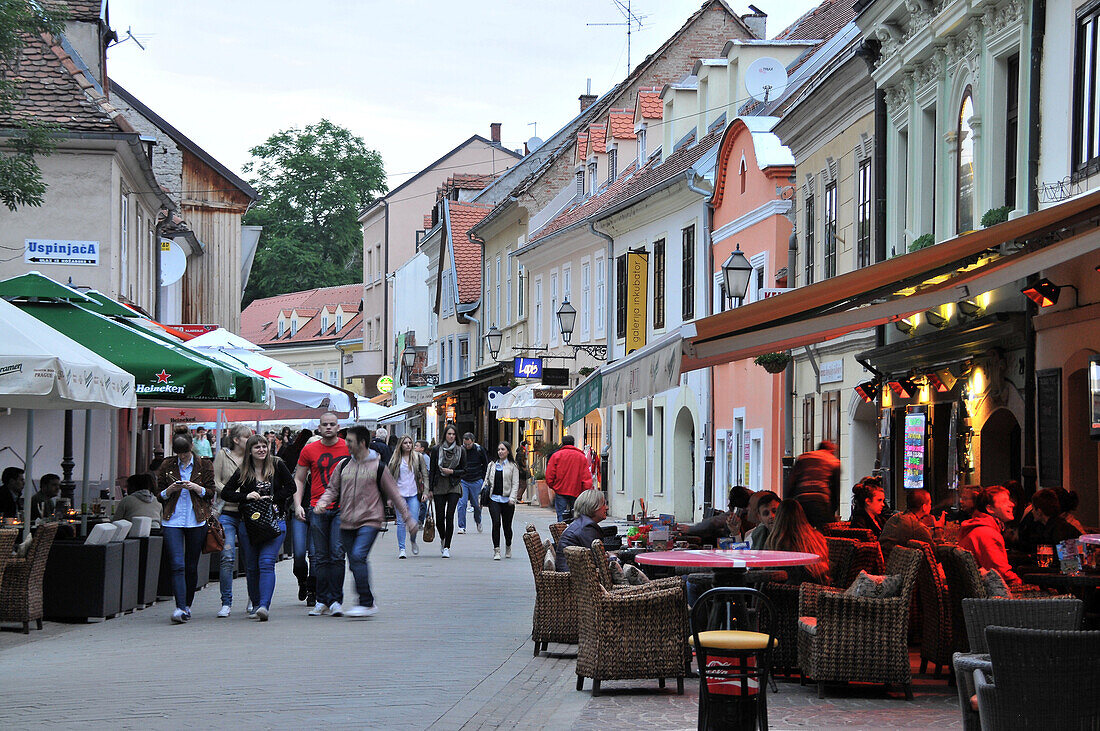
[{"xmin": 104, "ymin": 1, "xmax": 818, "ymax": 190}]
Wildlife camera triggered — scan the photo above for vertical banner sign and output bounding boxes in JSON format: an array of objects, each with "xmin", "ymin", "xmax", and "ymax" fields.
[
  {"xmin": 903, "ymin": 411, "xmax": 926, "ymax": 490},
  {"xmin": 625, "ymin": 251, "xmax": 648, "ymax": 355}
]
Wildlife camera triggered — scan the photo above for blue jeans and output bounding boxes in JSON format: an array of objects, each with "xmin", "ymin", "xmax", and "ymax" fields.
[
  {"xmin": 554, "ymin": 493, "xmax": 576, "ymax": 523},
  {"xmin": 162, "ymin": 525, "xmax": 207, "ymax": 611},
  {"xmin": 309, "ymin": 508, "xmax": 345, "ymax": 606},
  {"xmin": 341, "ymin": 525, "xmax": 380, "ymax": 608},
  {"xmin": 289, "ymin": 508, "xmax": 312, "ymax": 589},
  {"xmin": 457, "ymin": 479, "xmax": 483, "ymax": 529},
  {"xmin": 418, "ymin": 498, "xmax": 427, "ymax": 525},
  {"xmin": 246, "ymin": 520, "xmax": 285, "ymax": 610},
  {"xmin": 218, "ymin": 512, "xmax": 250, "ymax": 607},
  {"xmin": 395, "ymin": 495, "xmax": 420, "ymax": 550}
]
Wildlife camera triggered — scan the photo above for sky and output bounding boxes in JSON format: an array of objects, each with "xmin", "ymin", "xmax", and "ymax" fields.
[{"xmin": 103, "ymin": 1, "xmax": 819, "ymax": 190}]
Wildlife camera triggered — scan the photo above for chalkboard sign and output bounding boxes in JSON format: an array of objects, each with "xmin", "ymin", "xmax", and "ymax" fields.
[{"xmin": 1036, "ymin": 369, "xmax": 1062, "ymax": 486}]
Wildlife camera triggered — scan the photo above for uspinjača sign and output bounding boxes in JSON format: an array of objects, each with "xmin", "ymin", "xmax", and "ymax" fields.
[{"xmin": 25, "ymin": 239, "xmax": 100, "ymax": 266}]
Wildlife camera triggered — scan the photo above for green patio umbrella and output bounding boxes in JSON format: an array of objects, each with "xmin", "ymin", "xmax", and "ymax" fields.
[{"xmin": 0, "ymin": 270, "xmax": 95, "ymax": 302}]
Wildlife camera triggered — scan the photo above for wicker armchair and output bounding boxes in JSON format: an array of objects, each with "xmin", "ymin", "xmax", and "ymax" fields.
[
  {"xmin": 822, "ymin": 523, "xmax": 876, "ymax": 542},
  {"xmin": 0, "ymin": 522, "xmax": 58, "ymax": 633},
  {"xmin": 907, "ymin": 540, "xmax": 952, "ymax": 676},
  {"xmin": 549, "ymin": 522, "xmax": 567, "ymax": 544},
  {"xmin": 565, "ymin": 545, "xmax": 687, "ymax": 696},
  {"xmin": 589, "ymin": 540, "xmax": 682, "ymax": 593},
  {"xmin": 952, "ymin": 597, "xmax": 1083, "ymax": 731},
  {"xmin": 975, "ymin": 627, "xmax": 1100, "ymax": 730},
  {"xmin": 798, "ymin": 545, "xmax": 922, "ymax": 700},
  {"xmin": 521, "ymin": 526, "xmax": 577, "ymax": 656}
]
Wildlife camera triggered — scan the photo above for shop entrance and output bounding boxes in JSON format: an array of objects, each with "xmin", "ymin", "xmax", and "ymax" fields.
[
  {"xmin": 1067, "ymin": 366, "xmax": 1099, "ymax": 525},
  {"xmin": 979, "ymin": 408, "xmax": 1021, "ymax": 488},
  {"xmin": 672, "ymin": 408, "xmax": 696, "ymax": 521}
]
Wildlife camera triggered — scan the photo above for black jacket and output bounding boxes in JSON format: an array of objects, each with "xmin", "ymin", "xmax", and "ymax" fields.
[
  {"xmin": 429, "ymin": 442, "xmax": 466, "ymax": 494},
  {"xmin": 221, "ymin": 459, "xmax": 297, "ymax": 520},
  {"xmin": 370, "ymin": 439, "xmax": 393, "ymax": 465},
  {"xmin": 0, "ymin": 488, "xmax": 20, "ymax": 518},
  {"xmin": 461, "ymin": 443, "xmax": 490, "ymax": 482}
]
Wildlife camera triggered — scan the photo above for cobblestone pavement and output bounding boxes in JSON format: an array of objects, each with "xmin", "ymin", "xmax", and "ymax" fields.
[{"xmin": 0, "ymin": 505, "xmax": 961, "ymax": 729}]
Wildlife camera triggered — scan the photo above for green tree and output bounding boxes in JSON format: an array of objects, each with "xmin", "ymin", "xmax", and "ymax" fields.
[
  {"xmin": 242, "ymin": 119, "xmax": 386, "ymax": 304},
  {"xmin": 0, "ymin": 1, "xmax": 65, "ymax": 211}
]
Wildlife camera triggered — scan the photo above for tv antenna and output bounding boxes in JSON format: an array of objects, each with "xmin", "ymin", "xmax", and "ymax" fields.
[
  {"xmin": 588, "ymin": 0, "xmax": 648, "ymax": 75},
  {"xmin": 108, "ymin": 26, "xmax": 151, "ymax": 51}
]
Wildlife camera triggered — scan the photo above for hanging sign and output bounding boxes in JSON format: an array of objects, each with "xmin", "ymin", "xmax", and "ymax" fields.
[
  {"xmin": 513, "ymin": 357, "xmax": 543, "ymax": 379},
  {"xmin": 626, "ymin": 251, "xmax": 648, "ymax": 354},
  {"xmin": 24, "ymin": 239, "xmax": 99, "ymax": 266},
  {"xmin": 376, "ymin": 375, "xmax": 394, "ymax": 393}
]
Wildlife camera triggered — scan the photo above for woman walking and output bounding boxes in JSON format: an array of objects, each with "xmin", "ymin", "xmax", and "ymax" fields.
[
  {"xmin": 388, "ymin": 435, "xmax": 428, "ymax": 558},
  {"xmin": 221, "ymin": 436, "xmax": 295, "ymax": 621},
  {"xmin": 213, "ymin": 423, "xmax": 250, "ymax": 618},
  {"xmin": 483, "ymin": 441, "xmax": 520, "ymax": 560},
  {"xmin": 429, "ymin": 425, "xmax": 465, "ymax": 558},
  {"xmin": 278, "ymin": 428, "xmax": 315, "ymax": 604}
]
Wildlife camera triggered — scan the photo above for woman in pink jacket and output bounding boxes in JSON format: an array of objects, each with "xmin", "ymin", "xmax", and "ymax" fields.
[{"xmin": 958, "ymin": 485, "xmax": 1020, "ymax": 585}]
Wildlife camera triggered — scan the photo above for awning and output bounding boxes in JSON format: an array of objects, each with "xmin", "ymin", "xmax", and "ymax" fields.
[
  {"xmin": 563, "ymin": 370, "xmax": 602, "ymax": 425},
  {"xmin": 434, "ymin": 365, "xmax": 507, "ymax": 397},
  {"xmin": 600, "ymin": 328, "xmax": 686, "ymax": 404},
  {"xmin": 495, "ymin": 383, "xmax": 563, "ymax": 420},
  {"xmin": 684, "ymin": 190, "xmax": 1100, "ymax": 372},
  {"xmin": 375, "ymin": 401, "xmax": 426, "ymax": 424}
]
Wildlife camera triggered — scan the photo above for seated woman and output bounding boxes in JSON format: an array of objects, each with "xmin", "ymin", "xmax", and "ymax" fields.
[
  {"xmin": 958, "ymin": 485, "xmax": 1020, "ymax": 585},
  {"xmin": 114, "ymin": 472, "xmax": 163, "ymax": 529},
  {"xmin": 764, "ymin": 499, "xmax": 830, "ymax": 584},
  {"xmin": 848, "ymin": 480, "xmax": 887, "ymax": 539},
  {"xmin": 555, "ymin": 488, "xmax": 608, "ymax": 572},
  {"xmin": 879, "ymin": 488, "xmax": 944, "ymax": 558},
  {"xmin": 1029, "ymin": 488, "xmax": 1082, "ymax": 548},
  {"xmin": 675, "ymin": 486, "xmax": 755, "ymax": 543}
]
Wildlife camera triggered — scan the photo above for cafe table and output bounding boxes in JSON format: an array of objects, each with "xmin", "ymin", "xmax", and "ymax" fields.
[
  {"xmin": 636, "ymin": 549, "xmax": 820, "ymax": 587},
  {"xmin": 1079, "ymin": 534, "xmax": 1100, "ymax": 546}
]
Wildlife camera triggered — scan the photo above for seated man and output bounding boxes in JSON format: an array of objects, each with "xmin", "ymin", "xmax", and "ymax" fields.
[
  {"xmin": 114, "ymin": 473, "xmax": 163, "ymax": 529},
  {"xmin": 1028, "ymin": 488, "xmax": 1082, "ymax": 548},
  {"xmin": 676, "ymin": 486, "xmax": 755, "ymax": 544},
  {"xmin": 555, "ymin": 488, "xmax": 608, "ymax": 572},
  {"xmin": 958, "ymin": 485, "xmax": 1020, "ymax": 585},
  {"xmin": 29, "ymin": 473, "xmax": 61, "ymax": 521},
  {"xmin": 746, "ymin": 490, "xmax": 780, "ymax": 548},
  {"xmin": 879, "ymin": 488, "xmax": 945, "ymax": 558}
]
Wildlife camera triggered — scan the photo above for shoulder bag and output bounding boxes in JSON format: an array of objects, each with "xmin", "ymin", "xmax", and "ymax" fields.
[
  {"xmin": 243, "ymin": 497, "xmax": 282, "ymax": 545},
  {"xmin": 422, "ymin": 499, "xmax": 436, "ymax": 543},
  {"xmin": 203, "ymin": 514, "xmax": 225, "ymax": 554}
]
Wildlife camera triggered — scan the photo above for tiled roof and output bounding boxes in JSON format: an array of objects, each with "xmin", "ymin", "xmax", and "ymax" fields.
[
  {"xmin": 447, "ymin": 201, "xmax": 492, "ymax": 305},
  {"xmin": 435, "ymin": 173, "xmax": 498, "ymax": 202},
  {"xmin": 241, "ymin": 283, "xmax": 365, "ymax": 347},
  {"xmin": 588, "ymin": 124, "xmax": 607, "ymax": 154},
  {"xmin": 1, "ymin": 32, "xmax": 133, "ymax": 133},
  {"xmin": 423, "ymin": 214, "xmax": 433, "ymax": 230},
  {"xmin": 527, "ymin": 161, "xmax": 641, "ymax": 245},
  {"xmin": 775, "ymin": 0, "xmax": 856, "ymax": 42},
  {"xmin": 636, "ymin": 88, "xmax": 664, "ymax": 120},
  {"xmin": 607, "ymin": 108, "xmax": 636, "ymax": 139},
  {"xmin": 576, "ymin": 133, "xmax": 589, "ymax": 164}
]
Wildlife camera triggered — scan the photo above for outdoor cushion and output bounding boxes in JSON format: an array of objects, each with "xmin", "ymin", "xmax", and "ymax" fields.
[
  {"xmin": 609, "ymin": 560, "xmax": 628, "ymax": 585},
  {"xmin": 542, "ymin": 539, "xmax": 556, "ymax": 572},
  {"xmin": 110, "ymin": 520, "xmax": 132, "ymax": 540},
  {"xmin": 84, "ymin": 523, "xmax": 117, "ymax": 545},
  {"xmin": 797, "ymin": 616, "xmax": 818, "ymax": 636},
  {"xmin": 981, "ymin": 569, "xmax": 1011, "ymax": 598},
  {"xmin": 844, "ymin": 570, "xmax": 903, "ymax": 598},
  {"xmin": 697, "ymin": 630, "xmax": 775, "ymax": 651},
  {"xmin": 623, "ymin": 564, "xmax": 651, "ymax": 585},
  {"xmin": 129, "ymin": 516, "xmax": 152, "ymax": 538}
]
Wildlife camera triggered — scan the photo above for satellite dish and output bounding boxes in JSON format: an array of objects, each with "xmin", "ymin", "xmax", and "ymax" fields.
[
  {"xmin": 160, "ymin": 239, "xmax": 186, "ymax": 286},
  {"xmin": 526, "ymin": 136, "xmax": 544, "ymax": 153},
  {"xmin": 745, "ymin": 57, "xmax": 788, "ymax": 104}
]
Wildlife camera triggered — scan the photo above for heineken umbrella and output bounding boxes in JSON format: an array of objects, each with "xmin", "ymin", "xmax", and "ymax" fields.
[
  {"xmin": 15, "ymin": 300, "xmax": 268, "ymax": 408},
  {"xmin": 0, "ymin": 270, "xmax": 96, "ymax": 303}
]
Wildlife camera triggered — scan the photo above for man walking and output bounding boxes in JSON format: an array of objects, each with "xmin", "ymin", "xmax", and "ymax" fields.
[
  {"xmin": 370, "ymin": 427, "xmax": 393, "ymax": 464},
  {"xmin": 786, "ymin": 440, "xmax": 841, "ymax": 529},
  {"xmin": 456, "ymin": 432, "xmax": 488, "ymax": 534},
  {"xmin": 293, "ymin": 412, "xmax": 349, "ymax": 617},
  {"xmin": 314, "ymin": 425, "xmax": 417, "ymax": 617},
  {"xmin": 545, "ymin": 435, "xmax": 592, "ymax": 522}
]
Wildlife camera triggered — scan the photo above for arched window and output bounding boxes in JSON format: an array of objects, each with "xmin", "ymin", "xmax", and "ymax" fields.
[
  {"xmin": 957, "ymin": 88, "xmax": 976, "ymax": 233},
  {"xmin": 739, "ymin": 158, "xmax": 747, "ymax": 194}
]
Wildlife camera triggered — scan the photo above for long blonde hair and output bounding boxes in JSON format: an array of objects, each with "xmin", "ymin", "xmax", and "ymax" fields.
[
  {"xmin": 765, "ymin": 499, "xmax": 830, "ymax": 583},
  {"xmin": 388, "ymin": 435, "xmax": 418, "ymax": 476},
  {"xmin": 238, "ymin": 435, "xmax": 275, "ymax": 485}
]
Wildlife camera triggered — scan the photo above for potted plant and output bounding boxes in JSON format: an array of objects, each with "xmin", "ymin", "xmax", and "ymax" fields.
[
  {"xmin": 981, "ymin": 206, "xmax": 1012, "ymax": 228},
  {"xmin": 531, "ymin": 464, "xmax": 550, "ymax": 509},
  {"xmin": 908, "ymin": 233, "xmax": 934, "ymax": 253},
  {"xmin": 534, "ymin": 442, "xmax": 560, "ymax": 508},
  {"xmin": 753, "ymin": 352, "xmax": 791, "ymax": 374}
]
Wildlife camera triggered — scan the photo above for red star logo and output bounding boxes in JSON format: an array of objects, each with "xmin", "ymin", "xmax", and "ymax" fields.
[
  {"xmin": 250, "ymin": 367, "xmax": 282, "ymax": 380},
  {"xmin": 155, "ymin": 370, "xmax": 171, "ymax": 384}
]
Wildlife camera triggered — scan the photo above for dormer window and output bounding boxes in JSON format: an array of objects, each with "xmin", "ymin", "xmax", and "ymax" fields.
[
  {"xmin": 290, "ymin": 318, "xmax": 298, "ymax": 337},
  {"xmin": 336, "ymin": 313, "xmax": 344, "ymax": 331},
  {"xmin": 321, "ymin": 313, "xmax": 329, "ymax": 332},
  {"xmin": 278, "ymin": 319, "xmax": 285, "ymax": 337},
  {"xmin": 576, "ymin": 170, "xmax": 585, "ymax": 197},
  {"xmin": 588, "ymin": 162, "xmax": 598, "ymax": 195},
  {"xmin": 608, "ymin": 148, "xmax": 618, "ymax": 182},
  {"xmin": 637, "ymin": 127, "xmax": 646, "ymax": 164}
]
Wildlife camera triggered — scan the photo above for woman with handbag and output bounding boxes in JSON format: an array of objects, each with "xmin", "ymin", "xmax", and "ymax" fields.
[
  {"xmin": 212, "ymin": 423, "xmax": 251, "ymax": 618},
  {"xmin": 221, "ymin": 435, "xmax": 295, "ymax": 621},
  {"xmin": 428, "ymin": 424, "xmax": 465, "ymax": 559},
  {"xmin": 388, "ymin": 435, "xmax": 428, "ymax": 559},
  {"xmin": 482, "ymin": 442, "xmax": 521, "ymax": 561}
]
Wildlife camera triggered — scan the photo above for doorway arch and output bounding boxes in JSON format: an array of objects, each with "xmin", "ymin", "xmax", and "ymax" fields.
[
  {"xmin": 672, "ymin": 407, "xmax": 696, "ymax": 520},
  {"xmin": 979, "ymin": 408, "xmax": 1021, "ymax": 486}
]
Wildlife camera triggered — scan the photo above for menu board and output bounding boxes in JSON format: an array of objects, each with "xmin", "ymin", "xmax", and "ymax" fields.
[{"xmin": 903, "ymin": 411, "xmax": 926, "ymax": 490}]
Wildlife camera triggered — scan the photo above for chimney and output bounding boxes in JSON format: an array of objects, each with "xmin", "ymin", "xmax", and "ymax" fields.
[
  {"xmin": 579, "ymin": 77, "xmax": 597, "ymax": 113},
  {"xmin": 490, "ymin": 122, "xmax": 502, "ymax": 144},
  {"xmin": 741, "ymin": 5, "xmax": 767, "ymax": 39}
]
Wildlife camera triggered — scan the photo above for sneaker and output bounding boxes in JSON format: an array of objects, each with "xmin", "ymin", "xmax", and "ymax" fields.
[
  {"xmin": 217, "ymin": 605, "xmax": 231, "ymax": 618},
  {"xmin": 171, "ymin": 608, "xmax": 187, "ymax": 624},
  {"xmin": 456, "ymin": 527, "xmax": 466, "ymax": 534},
  {"xmin": 477, "ymin": 522, "xmax": 484, "ymax": 533},
  {"xmin": 345, "ymin": 604, "xmax": 379, "ymax": 618},
  {"xmin": 442, "ymin": 548, "xmax": 451, "ymax": 558},
  {"xmin": 329, "ymin": 602, "xmax": 344, "ymax": 617},
  {"xmin": 505, "ymin": 545, "xmax": 512, "ymax": 559},
  {"xmin": 398, "ymin": 549, "xmax": 407, "ymax": 559},
  {"xmin": 468, "ymin": 505, "xmax": 474, "ymax": 513},
  {"xmin": 305, "ymin": 592, "xmax": 315, "ymax": 606},
  {"xmin": 183, "ymin": 607, "xmax": 191, "ymax": 621},
  {"xmin": 308, "ymin": 602, "xmax": 329, "ymax": 616},
  {"xmin": 493, "ymin": 548, "xmax": 501, "ymax": 560},
  {"xmin": 246, "ymin": 601, "xmax": 254, "ymax": 614},
  {"xmin": 255, "ymin": 607, "xmax": 269, "ymax": 622},
  {"xmin": 247, "ymin": 610, "xmax": 258, "ymax": 620},
  {"xmin": 410, "ymin": 538, "xmax": 419, "ymax": 556}
]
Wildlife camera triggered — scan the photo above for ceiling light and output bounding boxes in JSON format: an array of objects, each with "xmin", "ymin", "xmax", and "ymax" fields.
[
  {"xmin": 957, "ymin": 297, "xmax": 984, "ymax": 317},
  {"xmin": 927, "ymin": 369, "xmax": 957, "ymax": 393}
]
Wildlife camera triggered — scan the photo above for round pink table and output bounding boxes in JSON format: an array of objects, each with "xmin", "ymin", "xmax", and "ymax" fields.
[
  {"xmin": 1079, "ymin": 534, "xmax": 1100, "ymax": 546},
  {"xmin": 636, "ymin": 549, "xmax": 820, "ymax": 586}
]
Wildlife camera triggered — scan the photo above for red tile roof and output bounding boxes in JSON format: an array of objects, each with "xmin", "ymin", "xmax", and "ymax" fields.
[
  {"xmin": 636, "ymin": 89, "xmax": 664, "ymax": 120},
  {"xmin": 607, "ymin": 108, "xmax": 636, "ymax": 140},
  {"xmin": 1, "ymin": 32, "xmax": 134, "ymax": 133},
  {"xmin": 46, "ymin": 1, "xmax": 102, "ymax": 21},
  {"xmin": 435, "ymin": 173, "xmax": 498, "ymax": 202},
  {"xmin": 527, "ymin": 161, "xmax": 640, "ymax": 245},
  {"xmin": 576, "ymin": 133, "xmax": 589, "ymax": 164},
  {"xmin": 447, "ymin": 201, "xmax": 493, "ymax": 305},
  {"xmin": 775, "ymin": 0, "xmax": 855, "ymax": 41},
  {"xmin": 241, "ymin": 283, "xmax": 365, "ymax": 347},
  {"xmin": 588, "ymin": 124, "xmax": 607, "ymax": 154}
]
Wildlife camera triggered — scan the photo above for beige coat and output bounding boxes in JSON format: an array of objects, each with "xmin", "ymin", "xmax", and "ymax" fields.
[
  {"xmin": 482, "ymin": 460, "xmax": 521, "ymax": 503},
  {"xmin": 314, "ymin": 451, "xmax": 412, "ymax": 530}
]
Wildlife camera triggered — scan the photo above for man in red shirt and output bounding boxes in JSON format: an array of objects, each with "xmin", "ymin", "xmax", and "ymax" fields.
[
  {"xmin": 293, "ymin": 412, "xmax": 349, "ymax": 616},
  {"xmin": 545, "ymin": 435, "xmax": 593, "ymax": 522}
]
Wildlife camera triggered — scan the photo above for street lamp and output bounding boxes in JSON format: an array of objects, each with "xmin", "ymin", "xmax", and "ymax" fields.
[
  {"xmin": 485, "ymin": 324, "xmax": 503, "ymax": 360},
  {"xmin": 402, "ymin": 348, "xmax": 416, "ymax": 370},
  {"xmin": 722, "ymin": 244, "xmax": 753, "ymax": 307},
  {"xmin": 556, "ymin": 298, "xmax": 577, "ymax": 344}
]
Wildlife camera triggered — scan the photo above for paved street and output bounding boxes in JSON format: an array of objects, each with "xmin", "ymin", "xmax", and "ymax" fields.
[{"xmin": 1, "ymin": 505, "xmax": 959, "ymax": 729}]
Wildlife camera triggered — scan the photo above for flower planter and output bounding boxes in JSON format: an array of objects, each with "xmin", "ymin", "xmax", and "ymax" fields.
[{"xmin": 536, "ymin": 479, "xmax": 551, "ymax": 509}]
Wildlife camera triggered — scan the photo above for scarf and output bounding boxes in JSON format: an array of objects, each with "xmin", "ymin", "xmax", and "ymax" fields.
[{"xmin": 439, "ymin": 441, "xmax": 461, "ymax": 470}]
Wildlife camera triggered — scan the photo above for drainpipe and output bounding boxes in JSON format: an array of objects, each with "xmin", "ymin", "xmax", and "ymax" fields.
[
  {"xmin": 785, "ymin": 230, "xmax": 798, "ymax": 482},
  {"xmin": 685, "ymin": 172, "xmax": 715, "ymax": 515},
  {"xmin": 589, "ymin": 221, "xmax": 615, "ymax": 503},
  {"xmin": 382, "ymin": 199, "xmax": 390, "ymax": 387}
]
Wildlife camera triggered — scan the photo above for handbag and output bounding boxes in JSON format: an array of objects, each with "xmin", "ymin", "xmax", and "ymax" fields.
[
  {"xmin": 480, "ymin": 484, "xmax": 491, "ymax": 507},
  {"xmin": 243, "ymin": 498, "xmax": 282, "ymax": 545},
  {"xmin": 422, "ymin": 499, "xmax": 436, "ymax": 543},
  {"xmin": 203, "ymin": 515, "xmax": 225, "ymax": 554}
]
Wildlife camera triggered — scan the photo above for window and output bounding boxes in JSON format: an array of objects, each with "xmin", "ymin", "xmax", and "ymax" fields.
[
  {"xmin": 1005, "ymin": 54, "xmax": 1020, "ymax": 207},
  {"xmin": 120, "ymin": 192, "xmax": 129, "ymax": 294},
  {"xmin": 448, "ymin": 336, "xmax": 455, "ymax": 381},
  {"xmin": 375, "ymin": 245, "xmax": 383, "ymax": 283},
  {"xmin": 315, "ymin": 370, "xmax": 323, "ymax": 381},
  {"xmin": 366, "ymin": 320, "xmax": 373, "ymax": 348},
  {"xmin": 375, "ymin": 316, "xmax": 381, "ymax": 349},
  {"xmin": 653, "ymin": 238, "xmax": 665, "ymax": 329},
  {"xmin": 336, "ymin": 313, "xmax": 343, "ymax": 331},
  {"xmin": 278, "ymin": 319, "xmax": 285, "ymax": 337},
  {"xmin": 321, "ymin": 313, "xmax": 329, "ymax": 332},
  {"xmin": 290, "ymin": 318, "xmax": 298, "ymax": 337},
  {"xmin": 495, "ymin": 256, "xmax": 501, "ymax": 327},
  {"xmin": 804, "ymin": 194, "xmax": 815, "ymax": 284},
  {"xmin": 957, "ymin": 88, "xmax": 976, "ymax": 233},
  {"xmin": 653, "ymin": 405, "xmax": 664, "ymax": 495},
  {"xmin": 534, "ymin": 277, "xmax": 543, "ymax": 345},
  {"xmin": 505, "ymin": 253, "xmax": 512, "ymax": 324},
  {"xmin": 441, "ymin": 268, "xmax": 455, "ymax": 317},
  {"xmin": 1075, "ymin": 6, "xmax": 1100, "ymax": 172},
  {"xmin": 550, "ymin": 271, "xmax": 559, "ymax": 346},
  {"xmin": 616, "ymin": 254, "xmax": 627, "ymax": 338},
  {"xmin": 802, "ymin": 395, "xmax": 815, "ymax": 454},
  {"xmin": 458, "ymin": 337, "xmax": 469, "ymax": 378},
  {"xmin": 637, "ymin": 127, "xmax": 646, "ymax": 164},
  {"xmin": 749, "ymin": 252, "xmax": 766, "ymax": 303},
  {"xmin": 608, "ymin": 148, "xmax": 618, "ymax": 182},
  {"xmin": 581, "ymin": 261, "xmax": 592, "ymax": 339},
  {"xmin": 329, "ymin": 369, "xmax": 338, "ymax": 385},
  {"xmin": 681, "ymin": 225, "xmax": 695, "ymax": 320},
  {"xmin": 576, "ymin": 171, "xmax": 585, "ymax": 197},
  {"xmin": 517, "ymin": 263, "xmax": 525, "ymax": 318},
  {"xmin": 856, "ymin": 159, "xmax": 872, "ymax": 268},
  {"xmin": 823, "ymin": 182, "xmax": 837, "ymax": 278},
  {"xmin": 739, "ymin": 158, "xmax": 747, "ymax": 194},
  {"xmin": 439, "ymin": 342, "xmax": 446, "ymax": 381},
  {"xmin": 562, "ymin": 264, "xmax": 572, "ymax": 301},
  {"xmin": 588, "ymin": 162, "xmax": 598, "ymax": 194},
  {"xmin": 595, "ymin": 254, "xmax": 606, "ymax": 337},
  {"xmin": 822, "ymin": 390, "xmax": 841, "ymax": 456}
]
